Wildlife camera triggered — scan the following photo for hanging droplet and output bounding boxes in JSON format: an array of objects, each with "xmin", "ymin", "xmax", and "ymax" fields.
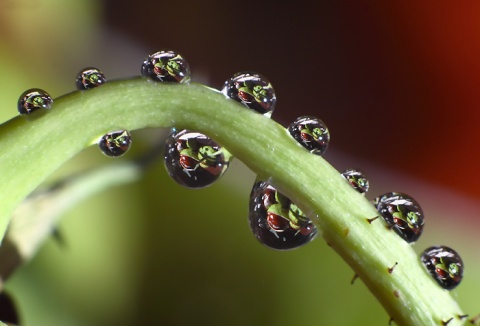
[
  {"xmin": 287, "ymin": 116, "xmax": 330, "ymax": 155},
  {"xmin": 341, "ymin": 169, "xmax": 369, "ymax": 194},
  {"xmin": 141, "ymin": 50, "xmax": 191, "ymax": 83},
  {"xmin": 221, "ymin": 72, "xmax": 276, "ymax": 117},
  {"xmin": 17, "ymin": 88, "xmax": 53, "ymax": 115},
  {"xmin": 373, "ymin": 192, "xmax": 424, "ymax": 243},
  {"xmin": 421, "ymin": 246, "xmax": 464, "ymax": 290},
  {"xmin": 98, "ymin": 130, "xmax": 132, "ymax": 157},
  {"xmin": 164, "ymin": 129, "xmax": 231, "ymax": 188},
  {"xmin": 76, "ymin": 67, "xmax": 107, "ymax": 90},
  {"xmin": 249, "ymin": 180, "xmax": 317, "ymax": 250}
]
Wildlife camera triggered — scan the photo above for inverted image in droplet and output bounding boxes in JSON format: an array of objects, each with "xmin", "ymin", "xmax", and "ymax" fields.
[
  {"xmin": 288, "ymin": 116, "xmax": 330, "ymax": 155},
  {"xmin": 164, "ymin": 129, "xmax": 231, "ymax": 188},
  {"xmin": 341, "ymin": 169, "xmax": 369, "ymax": 194},
  {"xmin": 421, "ymin": 246, "xmax": 464, "ymax": 290},
  {"xmin": 141, "ymin": 50, "xmax": 191, "ymax": 83},
  {"xmin": 373, "ymin": 192, "xmax": 424, "ymax": 243},
  {"xmin": 76, "ymin": 67, "xmax": 107, "ymax": 90},
  {"xmin": 221, "ymin": 72, "xmax": 276, "ymax": 117},
  {"xmin": 249, "ymin": 180, "xmax": 317, "ymax": 250},
  {"xmin": 17, "ymin": 88, "xmax": 53, "ymax": 115},
  {"xmin": 98, "ymin": 130, "xmax": 132, "ymax": 157}
]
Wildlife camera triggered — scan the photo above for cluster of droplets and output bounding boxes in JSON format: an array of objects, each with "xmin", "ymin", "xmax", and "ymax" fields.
[
  {"xmin": 369, "ymin": 191, "xmax": 464, "ymax": 290},
  {"xmin": 16, "ymin": 67, "xmax": 132, "ymax": 157},
  {"xmin": 15, "ymin": 50, "xmax": 466, "ymax": 295},
  {"xmin": 138, "ymin": 50, "xmax": 233, "ymax": 189}
]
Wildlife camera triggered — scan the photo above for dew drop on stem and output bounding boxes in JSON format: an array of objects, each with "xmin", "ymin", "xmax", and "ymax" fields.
[
  {"xmin": 287, "ymin": 116, "xmax": 330, "ymax": 155},
  {"xmin": 341, "ymin": 169, "xmax": 369, "ymax": 194},
  {"xmin": 17, "ymin": 88, "xmax": 53, "ymax": 115},
  {"xmin": 164, "ymin": 129, "xmax": 231, "ymax": 189},
  {"xmin": 221, "ymin": 72, "xmax": 276, "ymax": 118},
  {"xmin": 421, "ymin": 245, "xmax": 464, "ymax": 290},
  {"xmin": 141, "ymin": 50, "xmax": 191, "ymax": 83},
  {"xmin": 373, "ymin": 192, "xmax": 425, "ymax": 243},
  {"xmin": 248, "ymin": 179, "xmax": 317, "ymax": 250},
  {"xmin": 98, "ymin": 130, "xmax": 132, "ymax": 157},
  {"xmin": 76, "ymin": 67, "xmax": 107, "ymax": 90}
]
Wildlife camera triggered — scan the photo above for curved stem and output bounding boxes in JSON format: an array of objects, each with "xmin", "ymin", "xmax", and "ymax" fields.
[{"xmin": 0, "ymin": 77, "xmax": 465, "ymax": 325}]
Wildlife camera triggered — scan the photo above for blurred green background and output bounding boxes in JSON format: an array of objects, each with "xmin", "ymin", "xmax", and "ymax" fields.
[{"xmin": 1, "ymin": 1, "xmax": 479, "ymax": 325}]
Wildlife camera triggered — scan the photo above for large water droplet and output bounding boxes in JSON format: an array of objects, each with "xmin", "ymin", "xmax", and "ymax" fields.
[
  {"xmin": 373, "ymin": 192, "xmax": 424, "ymax": 243},
  {"xmin": 421, "ymin": 245, "xmax": 464, "ymax": 290},
  {"xmin": 17, "ymin": 88, "xmax": 53, "ymax": 115},
  {"xmin": 287, "ymin": 116, "xmax": 330, "ymax": 155},
  {"xmin": 76, "ymin": 67, "xmax": 107, "ymax": 90},
  {"xmin": 164, "ymin": 129, "xmax": 231, "ymax": 188},
  {"xmin": 341, "ymin": 169, "xmax": 369, "ymax": 194},
  {"xmin": 141, "ymin": 50, "xmax": 191, "ymax": 83},
  {"xmin": 249, "ymin": 180, "xmax": 317, "ymax": 250},
  {"xmin": 98, "ymin": 130, "xmax": 132, "ymax": 157},
  {"xmin": 221, "ymin": 72, "xmax": 276, "ymax": 117}
]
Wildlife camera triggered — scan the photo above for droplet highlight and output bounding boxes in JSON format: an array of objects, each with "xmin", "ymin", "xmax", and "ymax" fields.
[
  {"xmin": 373, "ymin": 192, "xmax": 424, "ymax": 243},
  {"xmin": 164, "ymin": 129, "xmax": 231, "ymax": 188},
  {"xmin": 341, "ymin": 169, "xmax": 369, "ymax": 194},
  {"xmin": 421, "ymin": 245, "xmax": 464, "ymax": 290},
  {"xmin": 221, "ymin": 72, "xmax": 276, "ymax": 117},
  {"xmin": 287, "ymin": 116, "xmax": 330, "ymax": 155},
  {"xmin": 76, "ymin": 67, "xmax": 107, "ymax": 90},
  {"xmin": 141, "ymin": 50, "xmax": 191, "ymax": 83},
  {"xmin": 17, "ymin": 88, "xmax": 53, "ymax": 115},
  {"xmin": 249, "ymin": 180, "xmax": 317, "ymax": 250},
  {"xmin": 98, "ymin": 130, "xmax": 132, "ymax": 157}
]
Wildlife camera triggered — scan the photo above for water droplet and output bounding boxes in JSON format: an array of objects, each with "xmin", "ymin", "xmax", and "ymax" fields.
[
  {"xmin": 341, "ymin": 169, "xmax": 369, "ymax": 194},
  {"xmin": 221, "ymin": 72, "xmax": 276, "ymax": 117},
  {"xmin": 98, "ymin": 130, "xmax": 132, "ymax": 157},
  {"xmin": 141, "ymin": 50, "xmax": 191, "ymax": 83},
  {"xmin": 249, "ymin": 180, "xmax": 317, "ymax": 250},
  {"xmin": 164, "ymin": 129, "xmax": 231, "ymax": 188},
  {"xmin": 17, "ymin": 88, "xmax": 53, "ymax": 115},
  {"xmin": 373, "ymin": 192, "xmax": 424, "ymax": 243},
  {"xmin": 76, "ymin": 67, "xmax": 107, "ymax": 90},
  {"xmin": 421, "ymin": 245, "xmax": 464, "ymax": 290},
  {"xmin": 287, "ymin": 116, "xmax": 330, "ymax": 155}
]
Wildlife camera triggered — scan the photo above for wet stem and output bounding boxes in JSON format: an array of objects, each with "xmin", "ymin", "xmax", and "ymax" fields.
[{"xmin": 0, "ymin": 78, "xmax": 465, "ymax": 325}]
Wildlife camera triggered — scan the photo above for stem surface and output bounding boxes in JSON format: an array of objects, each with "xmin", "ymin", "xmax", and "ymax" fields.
[{"xmin": 0, "ymin": 77, "xmax": 464, "ymax": 325}]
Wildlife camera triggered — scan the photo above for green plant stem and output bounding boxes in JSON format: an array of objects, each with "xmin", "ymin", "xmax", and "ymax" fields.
[{"xmin": 0, "ymin": 77, "xmax": 465, "ymax": 325}]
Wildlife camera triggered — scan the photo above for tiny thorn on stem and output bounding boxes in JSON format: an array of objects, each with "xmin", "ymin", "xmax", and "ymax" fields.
[
  {"xmin": 442, "ymin": 317, "xmax": 453, "ymax": 325},
  {"xmin": 388, "ymin": 262, "xmax": 398, "ymax": 274},
  {"xmin": 392, "ymin": 290, "xmax": 400, "ymax": 298},
  {"xmin": 470, "ymin": 314, "xmax": 480, "ymax": 324},
  {"xmin": 366, "ymin": 216, "xmax": 379, "ymax": 224},
  {"xmin": 350, "ymin": 273, "xmax": 358, "ymax": 285},
  {"xmin": 457, "ymin": 314, "xmax": 469, "ymax": 320}
]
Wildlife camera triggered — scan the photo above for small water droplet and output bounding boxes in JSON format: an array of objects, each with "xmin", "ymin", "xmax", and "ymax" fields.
[
  {"xmin": 373, "ymin": 192, "xmax": 424, "ymax": 243},
  {"xmin": 287, "ymin": 116, "xmax": 330, "ymax": 155},
  {"xmin": 141, "ymin": 50, "xmax": 191, "ymax": 83},
  {"xmin": 248, "ymin": 179, "xmax": 317, "ymax": 250},
  {"xmin": 17, "ymin": 88, "xmax": 53, "ymax": 115},
  {"xmin": 98, "ymin": 130, "xmax": 132, "ymax": 157},
  {"xmin": 164, "ymin": 129, "xmax": 231, "ymax": 188},
  {"xmin": 421, "ymin": 245, "xmax": 464, "ymax": 290},
  {"xmin": 76, "ymin": 67, "xmax": 107, "ymax": 90},
  {"xmin": 221, "ymin": 72, "xmax": 276, "ymax": 117},
  {"xmin": 341, "ymin": 169, "xmax": 369, "ymax": 194}
]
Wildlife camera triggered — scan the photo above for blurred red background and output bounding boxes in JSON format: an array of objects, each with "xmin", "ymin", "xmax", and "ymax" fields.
[{"xmin": 104, "ymin": 0, "xmax": 480, "ymax": 198}]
